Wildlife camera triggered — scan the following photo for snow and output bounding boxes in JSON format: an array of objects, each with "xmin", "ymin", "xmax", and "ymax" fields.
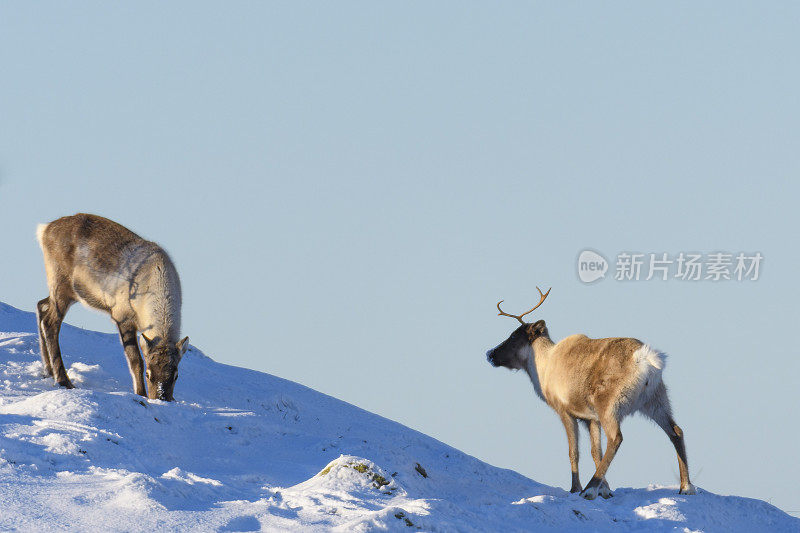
[{"xmin": 0, "ymin": 301, "xmax": 795, "ymax": 532}]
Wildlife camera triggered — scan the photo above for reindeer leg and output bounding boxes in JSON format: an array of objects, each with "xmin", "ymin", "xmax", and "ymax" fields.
[
  {"xmin": 117, "ymin": 321, "xmax": 146, "ymax": 397},
  {"xmin": 40, "ymin": 295, "xmax": 74, "ymax": 389},
  {"xmin": 644, "ymin": 382, "xmax": 695, "ymax": 495},
  {"xmin": 652, "ymin": 416, "xmax": 694, "ymax": 494},
  {"xmin": 581, "ymin": 416, "xmax": 622, "ymax": 500},
  {"xmin": 651, "ymin": 411, "xmax": 695, "ymax": 494},
  {"xmin": 665, "ymin": 419, "xmax": 695, "ymax": 495},
  {"xmin": 559, "ymin": 413, "xmax": 582, "ymax": 493},
  {"xmin": 589, "ymin": 420, "xmax": 613, "ymax": 498},
  {"xmin": 36, "ymin": 298, "xmax": 54, "ymax": 377}
]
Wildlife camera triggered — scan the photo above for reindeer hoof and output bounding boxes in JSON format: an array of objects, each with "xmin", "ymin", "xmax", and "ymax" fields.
[
  {"xmin": 570, "ymin": 485, "xmax": 582, "ymax": 494},
  {"xmin": 599, "ymin": 481, "xmax": 613, "ymax": 499},
  {"xmin": 679, "ymin": 484, "xmax": 696, "ymax": 495},
  {"xmin": 580, "ymin": 477, "xmax": 604, "ymax": 500},
  {"xmin": 57, "ymin": 379, "xmax": 75, "ymax": 389}
]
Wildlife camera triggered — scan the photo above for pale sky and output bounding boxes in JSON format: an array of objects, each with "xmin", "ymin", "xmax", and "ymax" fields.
[{"xmin": 1, "ymin": 2, "xmax": 798, "ymax": 514}]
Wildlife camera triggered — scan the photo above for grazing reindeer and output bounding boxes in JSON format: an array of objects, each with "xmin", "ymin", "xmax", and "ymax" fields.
[
  {"xmin": 36, "ymin": 213, "xmax": 189, "ymax": 401},
  {"xmin": 485, "ymin": 288, "xmax": 695, "ymax": 500}
]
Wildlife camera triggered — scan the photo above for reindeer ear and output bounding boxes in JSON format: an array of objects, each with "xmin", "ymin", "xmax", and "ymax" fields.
[
  {"xmin": 176, "ymin": 336, "xmax": 189, "ymax": 359},
  {"xmin": 528, "ymin": 320, "xmax": 547, "ymax": 336},
  {"xmin": 139, "ymin": 333, "xmax": 155, "ymax": 353}
]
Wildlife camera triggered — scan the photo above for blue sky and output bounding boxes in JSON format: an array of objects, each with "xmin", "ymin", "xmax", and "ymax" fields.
[{"xmin": 1, "ymin": 2, "xmax": 798, "ymax": 513}]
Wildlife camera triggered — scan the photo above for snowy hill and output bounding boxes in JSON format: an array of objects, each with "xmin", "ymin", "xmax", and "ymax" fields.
[{"xmin": 0, "ymin": 302, "xmax": 795, "ymax": 532}]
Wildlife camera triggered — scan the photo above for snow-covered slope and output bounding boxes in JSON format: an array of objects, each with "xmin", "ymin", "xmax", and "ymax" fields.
[{"xmin": 0, "ymin": 302, "xmax": 795, "ymax": 532}]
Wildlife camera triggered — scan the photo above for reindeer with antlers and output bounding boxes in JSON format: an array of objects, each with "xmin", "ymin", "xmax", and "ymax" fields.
[{"xmin": 486, "ymin": 288, "xmax": 695, "ymax": 500}]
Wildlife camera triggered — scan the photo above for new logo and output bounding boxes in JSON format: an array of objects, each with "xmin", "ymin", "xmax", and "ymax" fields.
[{"xmin": 577, "ymin": 250, "xmax": 608, "ymax": 283}]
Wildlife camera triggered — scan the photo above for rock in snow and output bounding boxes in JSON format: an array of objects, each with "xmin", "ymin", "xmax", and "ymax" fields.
[{"xmin": 0, "ymin": 302, "xmax": 795, "ymax": 532}]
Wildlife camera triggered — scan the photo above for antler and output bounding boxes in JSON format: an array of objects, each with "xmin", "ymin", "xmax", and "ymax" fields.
[{"xmin": 496, "ymin": 286, "xmax": 551, "ymax": 324}]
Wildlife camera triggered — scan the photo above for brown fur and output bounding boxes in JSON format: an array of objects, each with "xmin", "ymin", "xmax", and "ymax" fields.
[
  {"xmin": 533, "ymin": 335, "xmax": 644, "ymax": 420},
  {"xmin": 36, "ymin": 214, "xmax": 188, "ymax": 400},
  {"xmin": 487, "ymin": 319, "xmax": 694, "ymax": 499}
]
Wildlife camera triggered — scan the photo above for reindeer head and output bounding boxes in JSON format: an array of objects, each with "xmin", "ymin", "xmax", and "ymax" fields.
[
  {"xmin": 486, "ymin": 287, "xmax": 550, "ymax": 370},
  {"xmin": 139, "ymin": 334, "xmax": 189, "ymax": 401}
]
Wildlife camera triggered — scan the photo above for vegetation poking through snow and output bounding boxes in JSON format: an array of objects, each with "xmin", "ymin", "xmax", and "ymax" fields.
[
  {"xmin": 318, "ymin": 458, "xmax": 391, "ymax": 490},
  {"xmin": 394, "ymin": 511, "xmax": 416, "ymax": 528}
]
